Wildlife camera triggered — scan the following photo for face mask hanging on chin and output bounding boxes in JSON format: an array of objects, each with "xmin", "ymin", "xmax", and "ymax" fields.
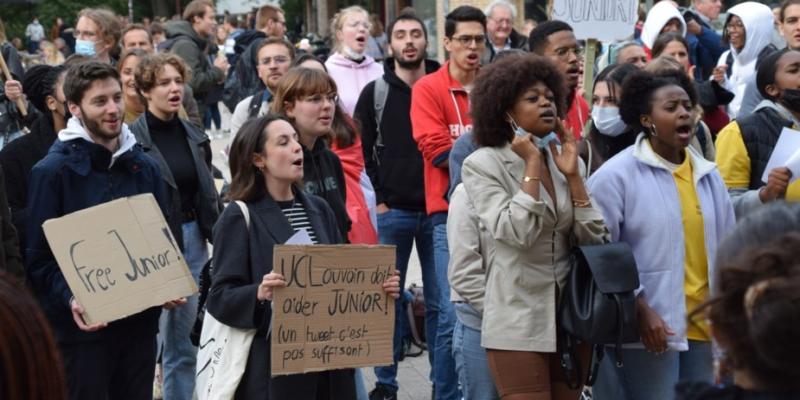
[{"xmin": 507, "ymin": 113, "xmax": 560, "ymax": 149}]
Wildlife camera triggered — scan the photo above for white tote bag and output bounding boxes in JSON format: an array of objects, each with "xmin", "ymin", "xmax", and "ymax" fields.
[{"xmin": 195, "ymin": 201, "xmax": 257, "ymax": 400}]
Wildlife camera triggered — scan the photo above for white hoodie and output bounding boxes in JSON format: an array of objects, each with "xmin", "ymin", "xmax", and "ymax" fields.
[
  {"xmin": 716, "ymin": 2, "xmax": 775, "ymax": 118},
  {"xmin": 640, "ymin": 1, "xmax": 687, "ymax": 50},
  {"xmin": 57, "ymin": 117, "xmax": 138, "ymax": 169}
]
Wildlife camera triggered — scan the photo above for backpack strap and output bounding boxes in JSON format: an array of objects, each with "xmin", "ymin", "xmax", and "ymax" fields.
[
  {"xmin": 235, "ymin": 200, "xmax": 251, "ymax": 228},
  {"xmin": 247, "ymin": 90, "xmax": 265, "ymax": 119},
  {"xmin": 372, "ymin": 77, "xmax": 389, "ymax": 164}
]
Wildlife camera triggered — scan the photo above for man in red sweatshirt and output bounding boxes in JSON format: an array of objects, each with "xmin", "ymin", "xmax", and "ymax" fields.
[
  {"xmin": 529, "ymin": 20, "xmax": 588, "ymax": 140},
  {"xmin": 410, "ymin": 5, "xmax": 485, "ymax": 400}
]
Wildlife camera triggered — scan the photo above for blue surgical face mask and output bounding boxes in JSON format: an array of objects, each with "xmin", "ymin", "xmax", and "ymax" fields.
[
  {"xmin": 508, "ymin": 113, "xmax": 560, "ymax": 149},
  {"xmin": 591, "ymin": 106, "xmax": 627, "ymax": 137},
  {"xmin": 75, "ymin": 39, "xmax": 97, "ymax": 57}
]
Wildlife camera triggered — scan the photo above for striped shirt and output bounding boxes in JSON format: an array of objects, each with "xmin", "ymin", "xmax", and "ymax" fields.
[{"xmin": 277, "ymin": 200, "xmax": 319, "ymax": 244}]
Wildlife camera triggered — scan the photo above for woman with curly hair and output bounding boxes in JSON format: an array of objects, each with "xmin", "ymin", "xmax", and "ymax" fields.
[
  {"xmin": 459, "ymin": 53, "xmax": 607, "ymax": 399},
  {"xmin": 588, "ymin": 69, "xmax": 735, "ymax": 400}
]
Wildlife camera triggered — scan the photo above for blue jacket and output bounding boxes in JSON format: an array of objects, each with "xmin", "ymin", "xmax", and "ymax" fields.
[
  {"xmin": 26, "ymin": 127, "xmax": 167, "ymax": 343},
  {"xmin": 588, "ymin": 134, "xmax": 735, "ymax": 351}
]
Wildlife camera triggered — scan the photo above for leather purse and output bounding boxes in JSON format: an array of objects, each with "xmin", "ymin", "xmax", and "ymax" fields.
[{"xmin": 558, "ymin": 242, "xmax": 641, "ymax": 389}]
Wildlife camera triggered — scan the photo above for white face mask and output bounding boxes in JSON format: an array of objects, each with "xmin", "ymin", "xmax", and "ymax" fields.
[{"xmin": 591, "ymin": 106, "xmax": 627, "ymax": 137}]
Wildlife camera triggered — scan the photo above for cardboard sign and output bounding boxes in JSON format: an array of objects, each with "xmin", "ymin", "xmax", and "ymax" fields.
[
  {"xmin": 43, "ymin": 194, "xmax": 198, "ymax": 325},
  {"xmin": 271, "ymin": 245, "xmax": 396, "ymax": 376},
  {"xmin": 551, "ymin": 0, "xmax": 639, "ymax": 41}
]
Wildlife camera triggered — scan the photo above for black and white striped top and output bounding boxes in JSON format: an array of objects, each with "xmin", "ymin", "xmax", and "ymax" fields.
[{"xmin": 276, "ymin": 199, "xmax": 319, "ymax": 244}]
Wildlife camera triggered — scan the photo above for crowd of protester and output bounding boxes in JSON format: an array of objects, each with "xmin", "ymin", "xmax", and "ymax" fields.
[{"xmin": 1, "ymin": 1, "xmax": 800, "ymax": 400}]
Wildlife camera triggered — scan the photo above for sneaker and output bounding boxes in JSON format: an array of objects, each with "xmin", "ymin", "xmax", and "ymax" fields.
[{"xmin": 369, "ymin": 384, "xmax": 398, "ymax": 400}]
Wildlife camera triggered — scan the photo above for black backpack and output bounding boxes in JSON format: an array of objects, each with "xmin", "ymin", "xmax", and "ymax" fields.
[
  {"xmin": 558, "ymin": 242, "xmax": 640, "ymax": 389},
  {"xmin": 222, "ymin": 36, "xmax": 265, "ymax": 112}
]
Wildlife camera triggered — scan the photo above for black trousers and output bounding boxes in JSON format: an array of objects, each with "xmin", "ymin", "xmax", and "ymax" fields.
[
  {"xmin": 270, "ymin": 369, "xmax": 357, "ymax": 400},
  {"xmin": 60, "ymin": 333, "xmax": 158, "ymax": 400}
]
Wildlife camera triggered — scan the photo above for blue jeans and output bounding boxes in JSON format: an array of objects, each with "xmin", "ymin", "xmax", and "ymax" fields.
[
  {"xmin": 158, "ymin": 221, "xmax": 208, "ymax": 400},
  {"xmin": 432, "ymin": 221, "xmax": 460, "ymax": 400},
  {"xmin": 354, "ymin": 368, "xmax": 368, "ymax": 400},
  {"xmin": 592, "ymin": 340, "xmax": 714, "ymax": 400},
  {"xmin": 373, "ymin": 209, "xmax": 437, "ymax": 391},
  {"xmin": 453, "ymin": 318, "xmax": 498, "ymax": 400},
  {"xmin": 203, "ymin": 103, "xmax": 221, "ymax": 130}
]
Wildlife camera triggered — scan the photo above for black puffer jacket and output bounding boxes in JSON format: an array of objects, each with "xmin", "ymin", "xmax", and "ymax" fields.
[{"xmin": 0, "ymin": 113, "xmax": 58, "ymax": 254}]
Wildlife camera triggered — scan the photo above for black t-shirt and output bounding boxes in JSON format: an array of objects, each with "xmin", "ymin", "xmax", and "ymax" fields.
[{"xmin": 146, "ymin": 111, "xmax": 199, "ymax": 215}]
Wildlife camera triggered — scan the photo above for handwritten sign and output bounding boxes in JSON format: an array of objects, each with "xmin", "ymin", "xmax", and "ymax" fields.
[
  {"xmin": 43, "ymin": 194, "xmax": 198, "ymax": 325},
  {"xmin": 551, "ymin": 0, "xmax": 638, "ymax": 41},
  {"xmin": 271, "ymin": 245, "xmax": 396, "ymax": 376}
]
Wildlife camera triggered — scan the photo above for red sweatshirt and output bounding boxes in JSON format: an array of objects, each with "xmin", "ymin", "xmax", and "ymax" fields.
[
  {"xmin": 411, "ymin": 61, "xmax": 472, "ymax": 215},
  {"xmin": 565, "ymin": 92, "xmax": 589, "ymax": 140}
]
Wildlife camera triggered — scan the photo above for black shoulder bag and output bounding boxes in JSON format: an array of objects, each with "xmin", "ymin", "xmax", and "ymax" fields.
[{"xmin": 558, "ymin": 242, "xmax": 640, "ymax": 389}]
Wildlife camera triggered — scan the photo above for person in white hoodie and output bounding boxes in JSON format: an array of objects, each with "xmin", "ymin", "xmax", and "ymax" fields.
[
  {"xmin": 25, "ymin": 61, "xmax": 185, "ymax": 400},
  {"xmin": 325, "ymin": 5, "xmax": 384, "ymax": 117},
  {"xmin": 639, "ymin": 1, "xmax": 687, "ymax": 56},
  {"xmin": 712, "ymin": 2, "xmax": 776, "ymax": 118}
]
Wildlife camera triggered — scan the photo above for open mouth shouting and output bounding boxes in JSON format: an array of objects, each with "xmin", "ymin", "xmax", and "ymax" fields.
[
  {"xmin": 539, "ymin": 108, "xmax": 556, "ymax": 123},
  {"xmin": 675, "ymin": 122, "xmax": 693, "ymax": 142}
]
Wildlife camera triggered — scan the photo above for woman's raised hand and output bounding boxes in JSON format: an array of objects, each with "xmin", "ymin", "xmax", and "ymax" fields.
[{"xmin": 550, "ymin": 120, "xmax": 580, "ymax": 178}]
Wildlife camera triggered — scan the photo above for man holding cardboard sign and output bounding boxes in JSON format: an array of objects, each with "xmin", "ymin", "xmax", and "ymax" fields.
[{"xmin": 25, "ymin": 61, "xmax": 190, "ymax": 400}]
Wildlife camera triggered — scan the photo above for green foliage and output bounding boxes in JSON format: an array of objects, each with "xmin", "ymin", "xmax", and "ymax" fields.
[
  {"xmin": 280, "ymin": 0, "xmax": 304, "ymax": 35},
  {"xmin": 0, "ymin": 0, "xmax": 152, "ymax": 41}
]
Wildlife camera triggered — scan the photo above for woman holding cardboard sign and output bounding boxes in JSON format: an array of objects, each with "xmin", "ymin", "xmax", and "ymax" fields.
[{"xmin": 208, "ymin": 114, "xmax": 400, "ymax": 399}]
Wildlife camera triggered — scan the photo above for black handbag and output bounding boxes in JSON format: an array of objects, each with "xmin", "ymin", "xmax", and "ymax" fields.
[{"xmin": 558, "ymin": 242, "xmax": 640, "ymax": 389}]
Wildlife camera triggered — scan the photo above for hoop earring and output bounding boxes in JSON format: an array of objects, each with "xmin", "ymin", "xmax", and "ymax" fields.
[{"xmin": 651, "ymin": 124, "xmax": 658, "ymax": 137}]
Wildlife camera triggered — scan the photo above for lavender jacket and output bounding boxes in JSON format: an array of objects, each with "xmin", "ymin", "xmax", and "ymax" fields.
[{"xmin": 588, "ymin": 133, "xmax": 735, "ymax": 351}]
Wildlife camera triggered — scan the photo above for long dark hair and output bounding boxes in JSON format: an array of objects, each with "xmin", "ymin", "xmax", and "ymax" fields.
[
  {"xmin": 228, "ymin": 114, "xmax": 293, "ymax": 202},
  {"xmin": 0, "ymin": 272, "xmax": 67, "ymax": 400}
]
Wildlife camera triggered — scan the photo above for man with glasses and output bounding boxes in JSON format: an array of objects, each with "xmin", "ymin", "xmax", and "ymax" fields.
[
  {"xmin": 74, "ymin": 8, "xmax": 122, "ymax": 64},
  {"xmin": 411, "ymin": 5, "xmax": 485, "ymax": 400},
  {"xmin": 529, "ymin": 20, "xmax": 588, "ymax": 140},
  {"xmin": 229, "ymin": 37, "xmax": 294, "ymax": 141},
  {"xmin": 221, "ymin": 4, "xmax": 287, "ymax": 114},
  {"xmin": 482, "ymin": 0, "xmax": 528, "ymax": 64}
]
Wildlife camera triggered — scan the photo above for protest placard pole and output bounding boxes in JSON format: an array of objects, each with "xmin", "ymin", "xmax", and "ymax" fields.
[
  {"xmin": 583, "ymin": 38, "xmax": 598, "ymax": 106},
  {"xmin": 0, "ymin": 51, "xmax": 28, "ymax": 118}
]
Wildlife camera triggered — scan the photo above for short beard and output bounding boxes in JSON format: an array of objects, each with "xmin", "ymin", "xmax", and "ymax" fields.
[
  {"xmin": 81, "ymin": 106, "xmax": 121, "ymax": 141},
  {"xmin": 396, "ymin": 56, "xmax": 424, "ymax": 69}
]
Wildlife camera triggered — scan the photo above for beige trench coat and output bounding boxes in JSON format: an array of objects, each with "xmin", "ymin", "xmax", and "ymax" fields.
[{"xmin": 461, "ymin": 144, "xmax": 608, "ymax": 352}]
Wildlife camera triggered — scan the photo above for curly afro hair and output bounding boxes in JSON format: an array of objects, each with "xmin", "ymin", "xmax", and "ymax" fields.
[
  {"xmin": 618, "ymin": 69, "xmax": 697, "ymax": 134},
  {"xmin": 471, "ymin": 53, "xmax": 566, "ymax": 147}
]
